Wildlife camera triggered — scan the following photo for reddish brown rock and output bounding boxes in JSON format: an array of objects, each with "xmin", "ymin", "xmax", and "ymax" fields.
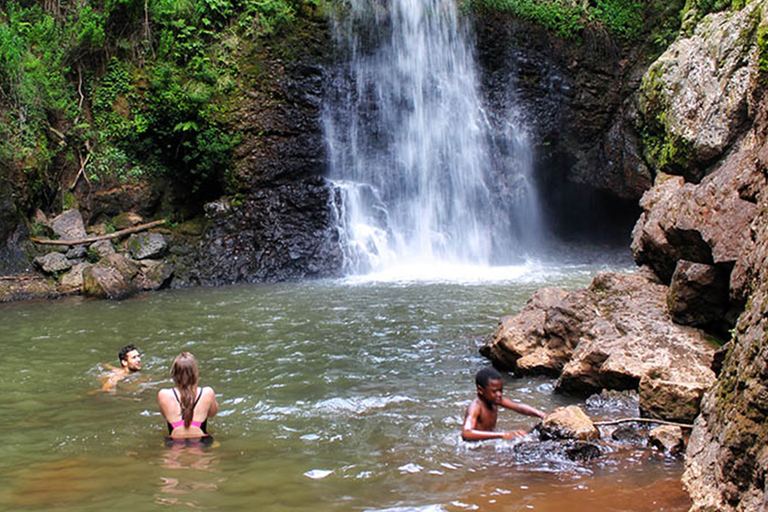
[
  {"xmin": 483, "ymin": 271, "xmax": 717, "ymax": 422},
  {"xmin": 537, "ymin": 406, "xmax": 599, "ymax": 441},
  {"xmin": 649, "ymin": 425, "xmax": 686, "ymax": 455}
]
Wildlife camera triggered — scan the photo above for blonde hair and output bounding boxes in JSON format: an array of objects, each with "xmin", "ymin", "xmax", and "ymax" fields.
[{"xmin": 171, "ymin": 352, "xmax": 199, "ymax": 428}]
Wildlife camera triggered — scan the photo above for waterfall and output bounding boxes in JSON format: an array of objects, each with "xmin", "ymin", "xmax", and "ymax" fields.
[{"xmin": 325, "ymin": 0, "xmax": 543, "ymax": 276}]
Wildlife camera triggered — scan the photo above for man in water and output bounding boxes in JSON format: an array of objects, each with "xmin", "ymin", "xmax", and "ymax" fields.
[
  {"xmin": 462, "ymin": 367, "xmax": 546, "ymax": 441},
  {"xmin": 100, "ymin": 344, "xmax": 142, "ymax": 391}
]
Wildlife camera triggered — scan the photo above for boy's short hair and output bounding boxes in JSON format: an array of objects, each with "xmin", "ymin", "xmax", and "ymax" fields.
[
  {"xmin": 475, "ymin": 367, "xmax": 502, "ymax": 388},
  {"xmin": 118, "ymin": 344, "xmax": 138, "ymax": 363}
]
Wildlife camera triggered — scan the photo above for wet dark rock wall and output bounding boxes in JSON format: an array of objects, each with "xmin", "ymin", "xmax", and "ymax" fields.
[{"xmin": 474, "ymin": 15, "xmax": 650, "ymax": 243}]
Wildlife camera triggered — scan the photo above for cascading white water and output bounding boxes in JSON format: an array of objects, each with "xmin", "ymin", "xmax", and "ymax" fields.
[{"xmin": 325, "ymin": 0, "xmax": 543, "ymax": 276}]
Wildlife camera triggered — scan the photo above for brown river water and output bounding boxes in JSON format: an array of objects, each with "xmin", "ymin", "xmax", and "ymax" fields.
[{"xmin": 0, "ymin": 258, "xmax": 690, "ymax": 511}]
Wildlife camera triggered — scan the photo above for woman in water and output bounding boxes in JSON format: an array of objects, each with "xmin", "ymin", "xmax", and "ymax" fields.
[{"xmin": 158, "ymin": 352, "xmax": 219, "ymax": 445}]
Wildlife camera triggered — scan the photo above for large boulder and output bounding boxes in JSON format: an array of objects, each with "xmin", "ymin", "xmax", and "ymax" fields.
[
  {"xmin": 51, "ymin": 210, "xmax": 87, "ymax": 241},
  {"xmin": 82, "ymin": 264, "xmax": 136, "ymax": 299},
  {"xmin": 483, "ymin": 271, "xmax": 717, "ymax": 421},
  {"xmin": 637, "ymin": 3, "xmax": 761, "ymax": 181},
  {"xmin": 104, "ymin": 253, "xmax": 139, "ymax": 281},
  {"xmin": 667, "ymin": 260, "xmax": 730, "ymax": 330},
  {"xmin": 134, "ymin": 259, "xmax": 173, "ymax": 291},
  {"xmin": 632, "ymin": 167, "xmax": 758, "ymax": 285},
  {"xmin": 639, "ymin": 374, "xmax": 712, "ymax": 424},
  {"xmin": 127, "ymin": 232, "xmax": 167, "ymax": 260},
  {"xmin": 481, "ymin": 287, "xmax": 576, "ymax": 376}
]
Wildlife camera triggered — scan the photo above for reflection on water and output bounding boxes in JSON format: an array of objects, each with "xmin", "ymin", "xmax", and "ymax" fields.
[
  {"xmin": 0, "ymin": 257, "xmax": 690, "ymax": 512},
  {"xmin": 155, "ymin": 444, "xmax": 221, "ymax": 508}
]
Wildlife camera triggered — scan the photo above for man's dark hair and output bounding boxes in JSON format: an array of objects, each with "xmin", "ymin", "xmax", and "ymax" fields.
[
  {"xmin": 475, "ymin": 367, "xmax": 502, "ymax": 388},
  {"xmin": 118, "ymin": 344, "xmax": 138, "ymax": 363}
]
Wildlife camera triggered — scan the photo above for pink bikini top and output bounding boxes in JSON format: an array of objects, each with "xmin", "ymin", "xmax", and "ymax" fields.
[{"xmin": 168, "ymin": 388, "xmax": 204, "ymax": 429}]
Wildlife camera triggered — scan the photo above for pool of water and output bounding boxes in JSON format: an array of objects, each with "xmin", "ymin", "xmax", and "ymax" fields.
[{"xmin": 0, "ymin": 258, "xmax": 691, "ymax": 511}]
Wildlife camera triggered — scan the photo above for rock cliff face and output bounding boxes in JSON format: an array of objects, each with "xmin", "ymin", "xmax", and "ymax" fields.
[
  {"xmin": 172, "ymin": 46, "xmax": 344, "ymax": 284},
  {"xmin": 630, "ymin": 3, "xmax": 768, "ymax": 510},
  {"xmin": 474, "ymin": 15, "xmax": 652, "ymax": 240}
]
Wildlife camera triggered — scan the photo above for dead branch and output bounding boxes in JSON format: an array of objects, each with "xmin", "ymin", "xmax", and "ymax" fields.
[
  {"xmin": 0, "ymin": 275, "xmax": 47, "ymax": 281},
  {"xmin": 74, "ymin": 66, "xmax": 85, "ymax": 126},
  {"xmin": 30, "ymin": 219, "xmax": 166, "ymax": 246},
  {"xmin": 593, "ymin": 417, "xmax": 694, "ymax": 429},
  {"xmin": 70, "ymin": 140, "xmax": 92, "ymax": 191}
]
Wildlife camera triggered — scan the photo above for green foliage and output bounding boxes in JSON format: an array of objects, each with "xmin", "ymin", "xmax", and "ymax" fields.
[
  {"xmin": 467, "ymin": 0, "xmax": 585, "ymax": 40},
  {"xmin": 0, "ymin": 0, "xmax": 324, "ymax": 209},
  {"xmin": 466, "ymin": 0, "xmax": 689, "ymax": 46},
  {"xmin": 757, "ymin": 19, "xmax": 768, "ymax": 80},
  {"xmin": 680, "ymin": 0, "xmax": 751, "ymax": 30},
  {"xmin": 590, "ymin": 0, "xmax": 644, "ymax": 41}
]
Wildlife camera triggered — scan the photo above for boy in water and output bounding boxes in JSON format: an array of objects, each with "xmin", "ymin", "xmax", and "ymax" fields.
[
  {"xmin": 462, "ymin": 367, "xmax": 546, "ymax": 441},
  {"xmin": 100, "ymin": 344, "xmax": 142, "ymax": 392}
]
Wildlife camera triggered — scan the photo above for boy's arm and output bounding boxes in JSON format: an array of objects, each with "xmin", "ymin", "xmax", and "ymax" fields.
[
  {"xmin": 462, "ymin": 402, "xmax": 524, "ymax": 441},
  {"xmin": 499, "ymin": 397, "xmax": 546, "ymax": 418}
]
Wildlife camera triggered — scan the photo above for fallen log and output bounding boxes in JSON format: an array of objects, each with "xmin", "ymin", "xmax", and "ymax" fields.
[
  {"xmin": 30, "ymin": 219, "xmax": 166, "ymax": 246},
  {"xmin": 593, "ymin": 417, "xmax": 694, "ymax": 429}
]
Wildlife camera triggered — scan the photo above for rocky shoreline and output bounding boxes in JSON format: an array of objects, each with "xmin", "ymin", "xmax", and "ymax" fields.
[{"xmin": 482, "ymin": 3, "xmax": 768, "ymax": 510}]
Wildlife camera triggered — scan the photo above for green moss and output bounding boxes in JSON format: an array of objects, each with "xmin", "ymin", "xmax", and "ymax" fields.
[{"xmin": 757, "ymin": 20, "xmax": 768, "ymax": 79}]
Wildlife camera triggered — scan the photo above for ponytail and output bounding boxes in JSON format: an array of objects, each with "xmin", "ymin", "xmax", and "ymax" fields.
[{"xmin": 170, "ymin": 352, "xmax": 199, "ymax": 428}]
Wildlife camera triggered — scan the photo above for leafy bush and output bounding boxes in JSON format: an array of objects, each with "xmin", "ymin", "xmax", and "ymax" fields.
[{"xmin": 590, "ymin": 0, "xmax": 644, "ymax": 41}]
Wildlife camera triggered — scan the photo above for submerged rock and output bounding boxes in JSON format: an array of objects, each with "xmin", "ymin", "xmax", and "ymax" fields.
[
  {"xmin": 536, "ymin": 406, "xmax": 599, "ymax": 441},
  {"xmin": 611, "ymin": 424, "xmax": 645, "ymax": 445},
  {"xmin": 649, "ymin": 425, "xmax": 685, "ymax": 455}
]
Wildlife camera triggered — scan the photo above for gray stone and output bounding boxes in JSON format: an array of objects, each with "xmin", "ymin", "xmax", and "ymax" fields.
[
  {"xmin": 89, "ymin": 240, "xmax": 116, "ymax": 259},
  {"xmin": 134, "ymin": 259, "xmax": 174, "ymax": 291},
  {"xmin": 34, "ymin": 252, "xmax": 72, "ymax": 274},
  {"xmin": 127, "ymin": 232, "xmax": 167, "ymax": 260},
  {"xmin": 65, "ymin": 245, "xmax": 87, "ymax": 260},
  {"xmin": 637, "ymin": 4, "xmax": 760, "ymax": 180},
  {"xmin": 82, "ymin": 264, "xmax": 136, "ymax": 299},
  {"xmin": 51, "ymin": 209, "xmax": 86, "ymax": 241},
  {"xmin": 204, "ymin": 198, "xmax": 232, "ymax": 219},
  {"xmin": 104, "ymin": 253, "xmax": 139, "ymax": 281}
]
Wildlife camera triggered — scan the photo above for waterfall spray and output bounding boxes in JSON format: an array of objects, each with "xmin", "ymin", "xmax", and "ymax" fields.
[{"xmin": 325, "ymin": 0, "xmax": 543, "ymax": 276}]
